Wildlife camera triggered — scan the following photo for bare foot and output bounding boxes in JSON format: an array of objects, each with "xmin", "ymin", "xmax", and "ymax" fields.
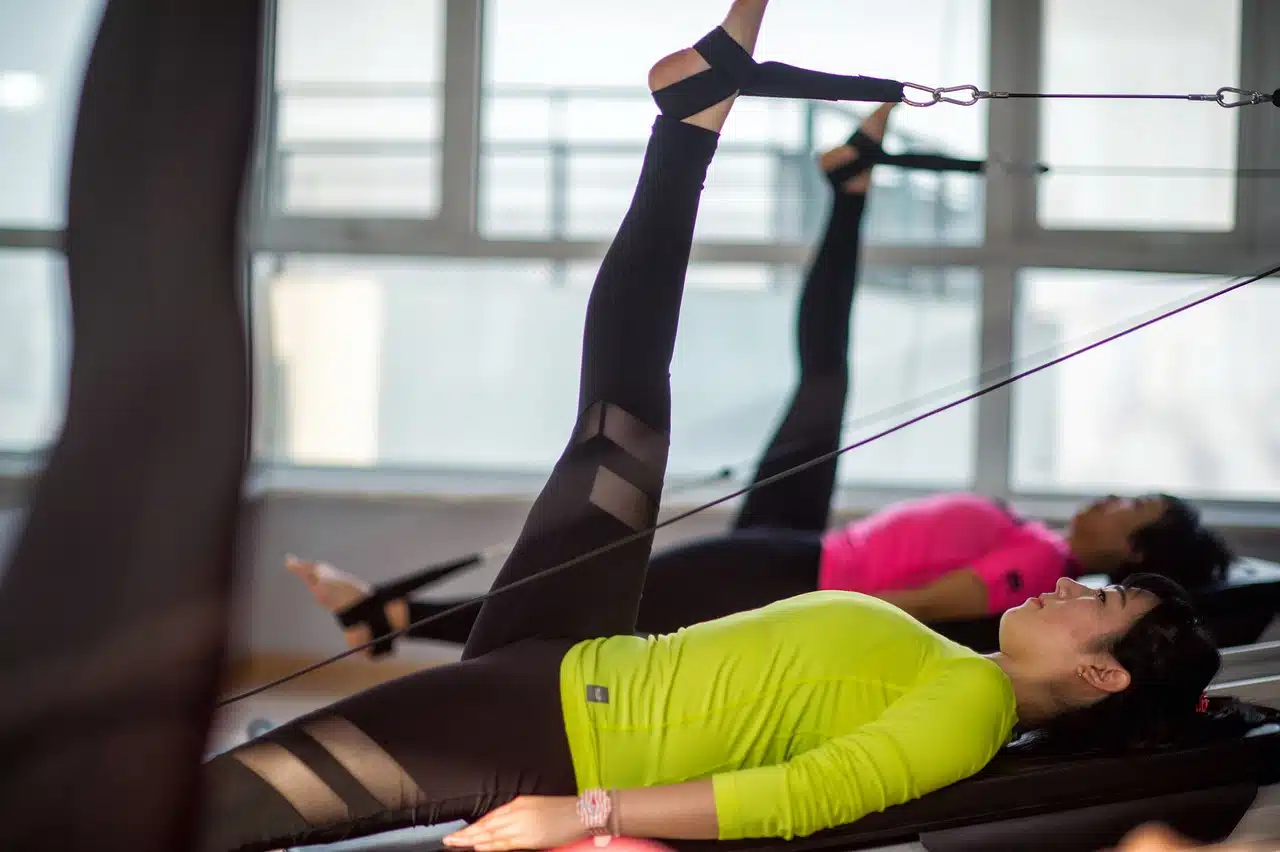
[
  {"xmin": 647, "ymin": 0, "xmax": 770, "ymax": 133},
  {"xmin": 818, "ymin": 102, "xmax": 898, "ymax": 194},
  {"xmin": 285, "ymin": 555, "xmax": 409, "ymax": 657}
]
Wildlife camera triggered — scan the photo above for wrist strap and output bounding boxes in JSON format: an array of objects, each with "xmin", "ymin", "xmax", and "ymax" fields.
[{"xmin": 577, "ymin": 788, "xmax": 613, "ymax": 837}]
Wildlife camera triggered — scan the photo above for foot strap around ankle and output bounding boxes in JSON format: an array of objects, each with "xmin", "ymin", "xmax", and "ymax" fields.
[
  {"xmin": 335, "ymin": 553, "xmax": 485, "ymax": 657},
  {"xmin": 653, "ymin": 27, "xmax": 904, "ymax": 121},
  {"xmin": 826, "ymin": 129, "xmax": 988, "ymax": 187},
  {"xmin": 337, "ymin": 596, "xmax": 398, "ymax": 658}
]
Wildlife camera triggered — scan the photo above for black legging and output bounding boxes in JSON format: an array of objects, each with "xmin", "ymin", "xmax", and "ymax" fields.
[
  {"xmin": 389, "ymin": 186, "xmax": 868, "ymax": 643},
  {"xmin": 197, "ymin": 115, "xmax": 720, "ymax": 852}
]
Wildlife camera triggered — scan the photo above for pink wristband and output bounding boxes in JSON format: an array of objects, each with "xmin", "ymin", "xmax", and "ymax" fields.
[{"xmin": 577, "ymin": 788, "xmax": 613, "ymax": 837}]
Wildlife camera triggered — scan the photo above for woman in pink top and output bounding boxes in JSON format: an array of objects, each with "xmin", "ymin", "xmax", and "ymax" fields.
[{"xmin": 290, "ymin": 108, "xmax": 1232, "ymax": 655}]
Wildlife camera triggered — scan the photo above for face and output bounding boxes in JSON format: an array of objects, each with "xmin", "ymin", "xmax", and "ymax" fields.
[
  {"xmin": 1067, "ymin": 494, "xmax": 1169, "ymax": 568},
  {"xmin": 999, "ymin": 577, "xmax": 1159, "ymax": 693}
]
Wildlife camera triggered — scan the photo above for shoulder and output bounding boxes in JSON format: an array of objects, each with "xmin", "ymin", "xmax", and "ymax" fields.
[
  {"xmin": 933, "ymin": 654, "xmax": 1016, "ymax": 708},
  {"xmin": 926, "ymin": 656, "xmax": 1018, "ymax": 747},
  {"xmin": 1012, "ymin": 520, "xmax": 1067, "ymax": 551},
  {"xmin": 1006, "ymin": 524, "xmax": 1074, "ymax": 580}
]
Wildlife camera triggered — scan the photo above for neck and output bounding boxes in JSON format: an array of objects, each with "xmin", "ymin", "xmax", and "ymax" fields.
[{"xmin": 985, "ymin": 652, "xmax": 1061, "ymax": 727}]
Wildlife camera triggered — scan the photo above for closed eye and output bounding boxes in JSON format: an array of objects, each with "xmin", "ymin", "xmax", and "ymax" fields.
[{"xmin": 1097, "ymin": 589, "xmax": 1107, "ymax": 606}]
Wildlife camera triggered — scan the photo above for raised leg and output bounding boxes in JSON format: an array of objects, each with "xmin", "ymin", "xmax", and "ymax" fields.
[
  {"xmin": 461, "ymin": 1, "xmax": 772, "ymax": 661},
  {"xmin": 733, "ymin": 105, "xmax": 894, "ymax": 533}
]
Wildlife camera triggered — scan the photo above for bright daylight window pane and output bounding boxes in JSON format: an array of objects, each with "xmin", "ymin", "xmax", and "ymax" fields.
[
  {"xmin": 256, "ymin": 256, "xmax": 978, "ymax": 489},
  {"xmin": 0, "ymin": 250, "xmax": 69, "ymax": 453},
  {"xmin": 1038, "ymin": 0, "xmax": 1241, "ymax": 231},
  {"xmin": 1012, "ymin": 270, "xmax": 1280, "ymax": 499},
  {"xmin": 0, "ymin": 0, "xmax": 104, "ymax": 227},
  {"xmin": 481, "ymin": 0, "xmax": 988, "ymax": 245},
  {"xmin": 272, "ymin": 0, "xmax": 446, "ymax": 217}
]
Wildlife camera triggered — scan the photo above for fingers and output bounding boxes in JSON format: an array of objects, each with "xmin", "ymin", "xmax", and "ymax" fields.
[
  {"xmin": 444, "ymin": 799, "xmax": 543, "ymax": 852},
  {"xmin": 444, "ymin": 803, "xmax": 517, "ymax": 848},
  {"xmin": 284, "ymin": 554, "xmax": 318, "ymax": 583},
  {"xmin": 443, "ymin": 818, "xmax": 519, "ymax": 851}
]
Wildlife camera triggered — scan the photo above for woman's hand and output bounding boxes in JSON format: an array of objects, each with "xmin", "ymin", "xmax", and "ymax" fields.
[{"xmin": 443, "ymin": 796, "xmax": 587, "ymax": 851}]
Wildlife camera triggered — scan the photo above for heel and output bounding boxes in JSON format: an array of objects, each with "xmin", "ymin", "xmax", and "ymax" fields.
[{"xmin": 652, "ymin": 27, "xmax": 904, "ymax": 121}]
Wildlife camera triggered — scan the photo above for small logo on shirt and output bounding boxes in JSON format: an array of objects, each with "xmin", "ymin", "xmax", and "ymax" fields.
[
  {"xmin": 586, "ymin": 685, "xmax": 610, "ymax": 704},
  {"xmin": 1006, "ymin": 570, "xmax": 1023, "ymax": 592}
]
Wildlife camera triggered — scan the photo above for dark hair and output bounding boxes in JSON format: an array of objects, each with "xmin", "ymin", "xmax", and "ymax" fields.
[
  {"xmin": 1112, "ymin": 495, "xmax": 1233, "ymax": 589},
  {"xmin": 1010, "ymin": 573, "xmax": 1225, "ymax": 756}
]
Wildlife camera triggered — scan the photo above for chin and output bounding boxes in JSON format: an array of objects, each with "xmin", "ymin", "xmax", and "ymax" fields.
[{"xmin": 996, "ymin": 605, "xmax": 1018, "ymax": 649}]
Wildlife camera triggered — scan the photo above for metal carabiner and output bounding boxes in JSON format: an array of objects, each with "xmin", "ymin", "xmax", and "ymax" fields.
[
  {"xmin": 1216, "ymin": 87, "xmax": 1267, "ymax": 108},
  {"xmin": 936, "ymin": 84, "xmax": 983, "ymax": 106},
  {"xmin": 901, "ymin": 82, "xmax": 940, "ymax": 107}
]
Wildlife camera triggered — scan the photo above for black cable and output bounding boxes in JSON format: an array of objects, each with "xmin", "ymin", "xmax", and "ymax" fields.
[
  {"xmin": 1002, "ymin": 93, "xmax": 1214, "ymax": 101},
  {"xmin": 217, "ymin": 260, "xmax": 1280, "ymax": 707},
  {"xmin": 343, "ymin": 274, "xmax": 1230, "ymax": 600}
]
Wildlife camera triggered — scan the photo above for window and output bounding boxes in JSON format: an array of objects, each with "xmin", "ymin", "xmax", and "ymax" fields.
[
  {"xmin": 481, "ymin": 0, "xmax": 988, "ymax": 245},
  {"xmin": 836, "ymin": 268, "xmax": 979, "ymax": 488},
  {"xmin": 0, "ymin": 251, "xmax": 69, "ymax": 452},
  {"xmin": 270, "ymin": 0, "xmax": 447, "ymax": 217},
  {"xmin": 1012, "ymin": 269, "xmax": 1280, "ymax": 499},
  {"xmin": 255, "ymin": 255, "xmax": 979, "ymax": 488},
  {"xmin": 1038, "ymin": 0, "xmax": 1242, "ymax": 231},
  {"xmin": 0, "ymin": 0, "xmax": 105, "ymax": 227}
]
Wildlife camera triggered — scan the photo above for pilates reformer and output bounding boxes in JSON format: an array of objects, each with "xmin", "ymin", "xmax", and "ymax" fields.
[
  {"xmin": 313, "ymin": 720, "xmax": 1280, "ymax": 852},
  {"xmin": 303, "ymin": 652, "xmax": 1280, "ymax": 852},
  {"xmin": 5, "ymin": 2, "xmax": 1280, "ymax": 850}
]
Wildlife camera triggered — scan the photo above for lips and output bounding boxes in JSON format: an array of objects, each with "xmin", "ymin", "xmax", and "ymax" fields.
[{"xmin": 1028, "ymin": 597, "xmax": 1044, "ymax": 609}]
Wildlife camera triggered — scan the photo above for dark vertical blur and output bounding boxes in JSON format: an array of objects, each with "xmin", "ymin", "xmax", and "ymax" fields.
[{"xmin": 0, "ymin": 0, "xmax": 262, "ymax": 849}]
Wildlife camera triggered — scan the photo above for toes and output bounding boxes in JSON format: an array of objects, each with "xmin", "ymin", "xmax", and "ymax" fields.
[{"xmin": 285, "ymin": 556, "xmax": 319, "ymax": 585}]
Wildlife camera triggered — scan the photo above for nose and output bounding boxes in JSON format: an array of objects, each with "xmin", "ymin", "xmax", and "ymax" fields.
[{"xmin": 1055, "ymin": 577, "xmax": 1087, "ymax": 597}]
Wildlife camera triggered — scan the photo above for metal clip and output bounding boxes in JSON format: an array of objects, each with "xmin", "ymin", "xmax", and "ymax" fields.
[
  {"xmin": 936, "ymin": 85, "xmax": 984, "ymax": 106},
  {"xmin": 902, "ymin": 83, "xmax": 996, "ymax": 107},
  {"xmin": 901, "ymin": 82, "xmax": 941, "ymax": 107},
  {"xmin": 1216, "ymin": 87, "xmax": 1269, "ymax": 108}
]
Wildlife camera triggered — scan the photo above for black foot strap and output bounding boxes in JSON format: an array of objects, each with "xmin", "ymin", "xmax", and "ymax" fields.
[
  {"xmin": 653, "ymin": 27, "xmax": 904, "ymax": 121},
  {"xmin": 826, "ymin": 128, "xmax": 990, "ymax": 187},
  {"xmin": 335, "ymin": 553, "xmax": 484, "ymax": 657}
]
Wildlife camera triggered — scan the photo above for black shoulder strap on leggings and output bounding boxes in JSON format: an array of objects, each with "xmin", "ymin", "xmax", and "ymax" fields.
[{"xmin": 0, "ymin": 1, "xmax": 262, "ymax": 850}]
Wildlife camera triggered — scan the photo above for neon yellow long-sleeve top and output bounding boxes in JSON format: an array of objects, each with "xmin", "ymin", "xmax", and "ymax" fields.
[{"xmin": 558, "ymin": 591, "xmax": 1017, "ymax": 841}]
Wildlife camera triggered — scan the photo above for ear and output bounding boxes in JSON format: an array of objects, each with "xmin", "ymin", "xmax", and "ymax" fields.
[{"xmin": 1078, "ymin": 657, "xmax": 1131, "ymax": 695}]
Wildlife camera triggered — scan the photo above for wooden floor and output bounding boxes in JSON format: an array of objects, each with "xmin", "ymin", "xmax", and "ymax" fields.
[{"xmin": 213, "ymin": 651, "xmax": 444, "ymax": 750}]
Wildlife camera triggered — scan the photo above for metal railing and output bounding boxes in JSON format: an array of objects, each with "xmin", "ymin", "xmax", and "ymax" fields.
[{"xmin": 265, "ymin": 83, "xmax": 985, "ymax": 247}]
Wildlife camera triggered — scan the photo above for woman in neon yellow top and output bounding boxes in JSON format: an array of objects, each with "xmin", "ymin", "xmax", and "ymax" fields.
[{"xmin": 198, "ymin": 5, "xmax": 1222, "ymax": 850}]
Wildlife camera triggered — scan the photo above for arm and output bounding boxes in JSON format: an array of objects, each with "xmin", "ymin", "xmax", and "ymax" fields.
[
  {"xmin": 711, "ymin": 659, "xmax": 1014, "ymax": 840},
  {"xmin": 615, "ymin": 780, "xmax": 719, "ymax": 839},
  {"xmin": 876, "ymin": 539, "xmax": 1062, "ymax": 623},
  {"xmin": 441, "ymin": 781, "xmax": 720, "ymax": 850},
  {"xmin": 873, "ymin": 568, "xmax": 990, "ymax": 622}
]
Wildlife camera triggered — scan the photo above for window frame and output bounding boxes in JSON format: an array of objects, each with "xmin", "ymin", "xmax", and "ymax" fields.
[
  {"xmin": 4, "ymin": 0, "xmax": 1280, "ymax": 526},
  {"xmin": 253, "ymin": 0, "xmax": 481, "ymax": 245}
]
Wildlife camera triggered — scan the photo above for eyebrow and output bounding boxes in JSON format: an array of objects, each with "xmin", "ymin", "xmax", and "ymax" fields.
[{"xmin": 1117, "ymin": 587, "xmax": 1129, "ymax": 608}]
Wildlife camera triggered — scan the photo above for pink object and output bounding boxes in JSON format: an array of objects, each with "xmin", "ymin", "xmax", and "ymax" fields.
[
  {"xmin": 819, "ymin": 493, "xmax": 1074, "ymax": 614},
  {"xmin": 555, "ymin": 838, "xmax": 676, "ymax": 852}
]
